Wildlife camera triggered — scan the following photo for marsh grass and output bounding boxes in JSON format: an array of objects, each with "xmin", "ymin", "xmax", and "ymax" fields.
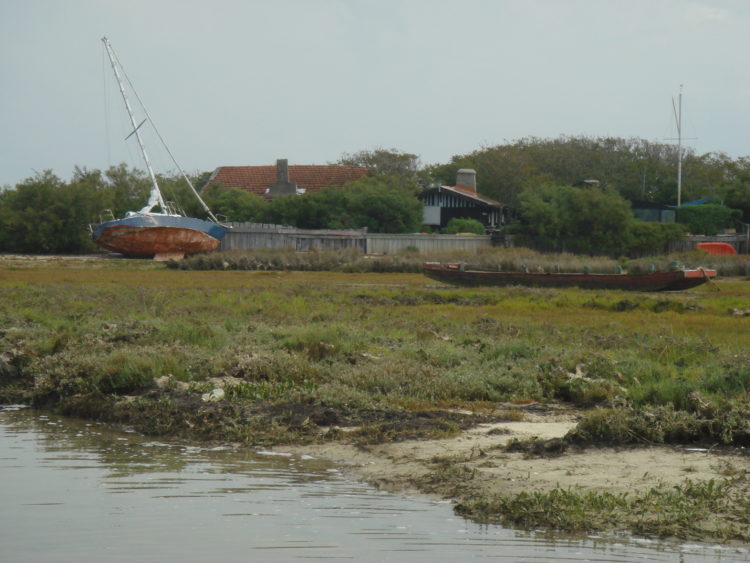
[
  {"xmin": 455, "ymin": 473, "xmax": 750, "ymax": 541},
  {"xmin": 172, "ymin": 247, "xmax": 750, "ymax": 278},
  {"xmin": 0, "ymin": 260, "xmax": 747, "ymax": 410},
  {"xmin": 4, "ymin": 257, "xmax": 750, "ymax": 541},
  {"xmin": 3, "ymin": 261, "xmax": 748, "ymax": 447}
]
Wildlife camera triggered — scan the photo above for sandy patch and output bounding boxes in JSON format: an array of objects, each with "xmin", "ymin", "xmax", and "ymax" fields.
[{"xmin": 281, "ymin": 407, "xmax": 748, "ymax": 499}]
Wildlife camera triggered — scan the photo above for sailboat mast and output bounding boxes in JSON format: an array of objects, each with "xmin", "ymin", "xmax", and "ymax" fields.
[{"xmin": 102, "ymin": 36, "xmax": 166, "ymax": 214}]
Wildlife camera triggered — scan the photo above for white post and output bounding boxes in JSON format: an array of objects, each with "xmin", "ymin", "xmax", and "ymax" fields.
[{"xmin": 671, "ymin": 85, "xmax": 683, "ymax": 207}]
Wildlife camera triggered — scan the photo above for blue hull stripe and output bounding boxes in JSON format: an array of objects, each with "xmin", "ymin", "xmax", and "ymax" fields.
[{"xmin": 92, "ymin": 215, "xmax": 227, "ymax": 243}]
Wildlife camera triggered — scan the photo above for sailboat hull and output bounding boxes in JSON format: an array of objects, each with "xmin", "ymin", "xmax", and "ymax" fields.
[{"xmin": 92, "ymin": 214, "xmax": 227, "ymax": 258}]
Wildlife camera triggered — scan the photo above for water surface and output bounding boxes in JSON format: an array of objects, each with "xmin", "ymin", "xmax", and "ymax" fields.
[{"xmin": 0, "ymin": 405, "xmax": 746, "ymax": 562}]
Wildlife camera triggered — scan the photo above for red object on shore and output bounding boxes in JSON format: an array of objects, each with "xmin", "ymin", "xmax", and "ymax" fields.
[
  {"xmin": 423, "ymin": 263, "xmax": 717, "ymax": 291},
  {"xmin": 696, "ymin": 242, "xmax": 737, "ymax": 255}
]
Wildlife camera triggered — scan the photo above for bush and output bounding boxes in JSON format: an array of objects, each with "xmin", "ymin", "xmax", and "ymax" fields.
[
  {"xmin": 517, "ymin": 184, "xmax": 635, "ymax": 255},
  {"xmin": 676, "ymin": 204, "xmax": 741, "ymax": 235},
  {"xmin": 443, "ymin": 218, "xmax": 485, "ymax": 235},
  {"xmin": 625, "ymin": 221, "xmax": 686, "ymax": 257}
]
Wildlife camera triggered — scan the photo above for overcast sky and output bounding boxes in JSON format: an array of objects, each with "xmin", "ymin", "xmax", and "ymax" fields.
[{"xmin": 1, "ymin": 0, "xmax": 748, "ymax": 187}]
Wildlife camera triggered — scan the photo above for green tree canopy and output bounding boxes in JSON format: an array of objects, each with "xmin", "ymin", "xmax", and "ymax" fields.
[
  {"xmin": 257, "ymin": 175, "xmax": 422, "ymax": 233},
  {"xmin": 427, "ymin": 136, "xmax": 741, "ymax": 208},
  {"xmin": 337, "ymin": 148, "xmax": 426, "ymax": 192},
  {"xmin": 676, "ymin": 204, "xmax": 742, "ymax": 236},
  {"xmin": 518, "ymin": 183, "xmax": 635, "ymax": 255},
  {"xmin": 0, "ymin": 171, "xmax": 103, "ymax": 253},
  {"xmin": 199, "ymin": 184, "xmax": 268, "ymax": 222},
  {"xmin": 720, "ymin": 156, "xmax": 750, "ymax": 223}
]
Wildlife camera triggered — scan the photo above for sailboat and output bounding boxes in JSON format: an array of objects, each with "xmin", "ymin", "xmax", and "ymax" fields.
[{"xmin": 91, "ymin": 37, "xmax": 227, "ymax": 260}]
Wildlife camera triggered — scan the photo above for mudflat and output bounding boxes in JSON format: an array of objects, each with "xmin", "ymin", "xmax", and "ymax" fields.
[{"xmin": 285, "ymin": 403, "xmax": 744, "ymax": 498}]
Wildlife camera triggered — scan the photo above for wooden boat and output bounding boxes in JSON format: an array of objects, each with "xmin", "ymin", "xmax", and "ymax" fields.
[
  {"xmin": 92, "ymin": 37, "xmax": 227, "ymax": 260},
  {"xmin": 423, "ymin": 262, "xmax": 717, "ymax": 291}
]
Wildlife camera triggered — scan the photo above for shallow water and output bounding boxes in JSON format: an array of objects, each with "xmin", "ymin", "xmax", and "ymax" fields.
[{"xmin": 0, "ymin": 405, "xmax": 746, "ymax": 563}]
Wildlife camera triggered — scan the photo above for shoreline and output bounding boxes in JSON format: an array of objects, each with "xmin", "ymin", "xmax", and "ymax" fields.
[
  {"xmin": 276, "ymin": 404, "xmax": 750, "ymax": 544},
  {"xmin": 281, "ymin": 405, "xmax": 742, "ymax": 498}
]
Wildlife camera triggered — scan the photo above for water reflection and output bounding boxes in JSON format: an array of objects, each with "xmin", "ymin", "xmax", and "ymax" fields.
[{"xmin": 1, "ymin": 405, "xmax": 747, "ymax": 563}]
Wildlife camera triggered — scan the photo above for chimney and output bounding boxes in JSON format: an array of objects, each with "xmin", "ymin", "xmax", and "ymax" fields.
[
  {"xmin": 455, "ymin": 168, "xmax": 477, "ymax": 193},
  {"xmin": 276, "ymin": 158, "xmax": 289, "ymax": 183},
  {"xmin": 267, "ymin": 158, "xmax": 298, "ymax": 198}
]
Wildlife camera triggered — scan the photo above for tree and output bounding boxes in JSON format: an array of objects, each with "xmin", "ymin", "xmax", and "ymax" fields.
[
  {"xmin": 100, "ymin": 163, "xmax": 151, "ymax": 217},
  {"xmin": 0, "ymin": 171, "xmax": 104, "ymax": 253},
  {"xmin": 256, "ymin": 176, "xmax": 422, "ymax": 233},
  {"xmin": 427, "ymin": 136, "xmax": 742, "ymax": 208},
  {"xmin": 518, "ymin": 183, "xmax": 636, "ymax": 255},
  {"xmin": 200, "ymin": 185, "xmax": 268, "ymax": 223},
  {"xmin": 720, "ymin": 156, "xmax": 750, "ymax": 223},
  {"xmin": 337, "ymin": 148, "xmax": 426, "ymax": 192},
  {"xmin": 627, "ymin": 221, "xmax": 686, "ymax": 257},
  {"xmin": 724, "ymin": 183, "xmax": 750, "ymax": 223},
  {"xmin": 676, "ymin": 204, "xmax": 741, "ymax": 236},
  {"xmin": 342, "ymin": 176, "xmax": 423, "ymax": 233}
]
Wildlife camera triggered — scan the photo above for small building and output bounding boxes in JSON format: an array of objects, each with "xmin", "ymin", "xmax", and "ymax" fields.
[
  {"xmin": 205, "ymin": 159, "xmax": 369, "ymax": 199},
  {"xmin": 419, "ymin": 169, "xmax": 507, "ymax": 230},
  {"xmin": 631, "ymin": 201, "xmax": 676, "ymax": 223}
]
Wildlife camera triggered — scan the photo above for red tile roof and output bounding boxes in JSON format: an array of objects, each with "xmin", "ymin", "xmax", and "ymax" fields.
[{"xmin": 206, "ymin": 165, "xmax": 369, "ymax": 197}]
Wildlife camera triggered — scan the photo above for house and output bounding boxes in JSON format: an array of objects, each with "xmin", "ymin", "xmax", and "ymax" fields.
[
  {"xmin": 205, "ymin": 159, "xmax": 369, "ymax": 199},
  {"xmin": 419, "ymin": 169, "xmax": 507, "ymax": 230}
]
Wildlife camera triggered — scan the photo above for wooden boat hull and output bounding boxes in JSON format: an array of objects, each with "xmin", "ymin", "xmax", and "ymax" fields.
[
  {"xmin": 423, "ymin": 263, "xmax": 716, "ymax": 291},
  {"xmin": 92, "ymin": 214, "xmax": 227, "ymax": 259}
]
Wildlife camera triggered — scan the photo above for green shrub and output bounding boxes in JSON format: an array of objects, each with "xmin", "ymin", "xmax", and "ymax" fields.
[
  {"xmin": 626, "ymin": 221, "xmax": 686, "ymax": 256},
  {"xmin": 443, "ymin": 218, "xmax": 485, "ymax": 235},
  {"xmin": 676, "ymin": 204, "xmax": 741, "ymax": 235}
]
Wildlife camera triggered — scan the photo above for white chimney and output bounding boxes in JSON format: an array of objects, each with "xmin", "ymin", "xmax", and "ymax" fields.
[{"xmin": 455, "ymin": 169, "xmax": 477, "ymax": 192}]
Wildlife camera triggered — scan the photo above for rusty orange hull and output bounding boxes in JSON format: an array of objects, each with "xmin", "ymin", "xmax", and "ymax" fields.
[
  {"xmin": 95, "ymin": 225, "xmax": 221, "ymax": 258},
  {"xmin": 92, "ymin": 213, "xmax": 227, "ymax": 259}
]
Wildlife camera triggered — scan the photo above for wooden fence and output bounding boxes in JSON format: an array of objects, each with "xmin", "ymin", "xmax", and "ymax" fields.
[
  {"xmin": 220, "ymin": 223, "xmax": 366, "ymax": 252},
  {"xmin": 220, "ymin": 223, "xmax": 493, "ymax": 254},
  {"xmin": 366, "ymin": 234, "xmax": 492, "ymax": 254},
  {"xmin": 668, "ymin": 233, "xmax": 749, "ymax": 255},
  {"xmin": 220, "ymin": 223, "xmax": 749, "ymax": 255}
]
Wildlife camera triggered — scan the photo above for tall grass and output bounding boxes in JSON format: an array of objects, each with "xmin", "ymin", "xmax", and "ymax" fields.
[{"xmin": 172, "ymin": 247, "xmax": 750, "ymax": 277}]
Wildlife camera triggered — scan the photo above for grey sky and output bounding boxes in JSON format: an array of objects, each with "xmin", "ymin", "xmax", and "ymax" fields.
[{"xmin": 1, "ymin": 0, "xmax": 748, "ymax": 187}]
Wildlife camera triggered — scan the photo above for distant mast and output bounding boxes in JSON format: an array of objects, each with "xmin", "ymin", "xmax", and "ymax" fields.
[
  {"xmin": 673, "ymin": 86, "xmax": 684, "ymax": 207},
  {"xmin": 667, "ymin": 85, "xmax": 696, "ymax": 207}
]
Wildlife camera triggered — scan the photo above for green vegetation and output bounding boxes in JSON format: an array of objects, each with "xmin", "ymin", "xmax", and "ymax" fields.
[
  {"xmin": 2, "ymin": 255, "xmax": 750, "ymax": 541},
  {"xmin": 2, "ymin": 251, "xmax": 750, "ymax": 444},
  {"xmin": 3, "ymin": 136, "xmax": 749, "ymax": 256},
  {"xmin": 337, "ymin": 148, "xmax": 427, "ymax": 190},
  {"xmin": 428, "ymin": 136, "xmax": 750, "ymax": 208},
  {"xmin": 676, "ymin": 203, "xmax": 742, "ymax": 235},
  {"xmin": 255, "ymin": 175, "xmax": 423, "ymax": 232},
  {"xmin": 172, "ymin": 246, "xmax": 750, "ymax": 278},
  {"xmin": 455, "ymin": 475, "xmax": 750, "ymax": 541},
  {"xmin": 443, "ymin": 217, "xmax": 485, "ymax": 235},
  {"xmin": 0, "ymin": 166, "xmax": 206, "ymax": 253}
]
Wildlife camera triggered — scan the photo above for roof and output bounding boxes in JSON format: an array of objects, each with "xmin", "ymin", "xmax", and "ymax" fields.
[
  {"xmin": 206, "ymin": 165, "xmax": 369, "ymax": 197},
  {"xmin": 631, "ymin": 200, "xmax": 674, "ymax": 210},
  {"xmin": 420, "ymin": 185, "xmax": 504, "ymax": 208}
]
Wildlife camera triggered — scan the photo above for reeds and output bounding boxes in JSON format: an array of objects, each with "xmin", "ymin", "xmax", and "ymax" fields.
[{"xmin": 172, "ymin": 247, "xmax": 750, "ymax": 277}]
